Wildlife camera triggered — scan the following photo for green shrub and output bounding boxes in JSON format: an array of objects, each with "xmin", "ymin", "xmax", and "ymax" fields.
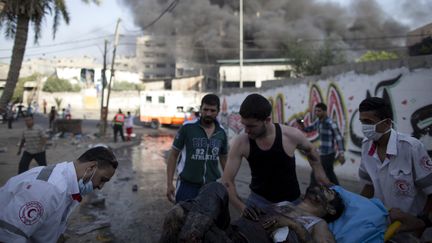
[
  {"xmin": 43, "ymin": 76, "xmax": 81, "ymax": 93},
  {"xmin": 112, "ymin": 81, "xmax": 142, "ymax": 91},
  {"xmin": 13, "ymin": 73, "xmax": 41, "ymax": 102}
]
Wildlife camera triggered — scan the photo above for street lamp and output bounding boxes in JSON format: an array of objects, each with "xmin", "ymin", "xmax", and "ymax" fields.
[{"xmin": 239, "ymin": 0, "xmax": 243, "ymax": 88}]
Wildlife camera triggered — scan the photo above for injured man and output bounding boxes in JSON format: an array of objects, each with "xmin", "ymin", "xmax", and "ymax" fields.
[{"xmin": 159, "ymin": 182, "xmax": 345, "ymax": 243}]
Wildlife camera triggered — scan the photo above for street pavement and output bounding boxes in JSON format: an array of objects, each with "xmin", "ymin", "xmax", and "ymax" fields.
[
  {"xmin": 0, "ymin": 111, "xmax": 362, "ymax": 194},
  {"xmin": 0, "ymin": 113, "xmax": 143, "ymax": 186},
  {"xmin": 0, "ymin": 112, "xmax": 363, "ymax": 241}
]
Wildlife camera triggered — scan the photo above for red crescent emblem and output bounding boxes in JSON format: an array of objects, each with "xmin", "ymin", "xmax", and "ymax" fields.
[{"xmin": 19, "ymin": 201, "xmax": 44, "ymax": 225}]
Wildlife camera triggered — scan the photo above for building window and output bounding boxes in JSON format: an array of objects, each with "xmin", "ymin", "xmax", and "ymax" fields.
[
  {"xmin": 146, "ymin": 96, "xmax": 152, "ymax": 103},
  {"xmin": 274, "ymin": 70, "xmax": 290, "ymax": 78},
  {"xmin": 158, "ymin": 96, "xmax": 165, "ymax": 104},
  {"xmin": 144, "ymin": 52, "xmax": 155, "ymax": 57},
  {"xmin": 156, "ymin": 63, "xmax": 166, "ymax": 68}
]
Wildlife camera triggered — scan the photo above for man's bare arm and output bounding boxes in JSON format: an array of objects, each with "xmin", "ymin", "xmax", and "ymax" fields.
[
  {"xmin": 17, "ymin": 136, "xmax": 25, "ymax": 155},
  {"xmin": 262, "ymin": 214, "xmax": 313, "ymax": 243},
  {"xmin": 219, "ymin": 154, "xmax": 227, "ymax": 171},
  {"xmin": 311, "ymin": 221, "xmax": 335, "ymax": 243},
  {"xmin": 166, "ymin": 148, "xmax": 180, "ymax": 202},
  {"xmin": 360, "ymin": 184, "xmax": 374, "ymax": 198},
  {"xmin": 293, "ymin": 128, "xmax": 330, "ymax": 185},
  {"xmin": 221, "ymin": 136, "xmax": 247, "ymax": 213}
]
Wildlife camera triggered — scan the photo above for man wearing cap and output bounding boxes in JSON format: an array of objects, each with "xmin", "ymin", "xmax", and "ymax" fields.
[{"xmin": 0, "ymin": 146, "xmax": 118, "ymax": 242}]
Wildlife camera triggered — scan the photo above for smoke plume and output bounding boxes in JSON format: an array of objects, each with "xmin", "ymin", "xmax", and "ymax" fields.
[{"xmin": 120, "ymin": 0, "xmax": 428, "ymax": 62}]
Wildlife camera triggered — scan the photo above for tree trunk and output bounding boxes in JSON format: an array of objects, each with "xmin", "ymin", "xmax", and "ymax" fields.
[{"xmin": 0, "ymin": 15, "xmax": 30, "ymax": 111}]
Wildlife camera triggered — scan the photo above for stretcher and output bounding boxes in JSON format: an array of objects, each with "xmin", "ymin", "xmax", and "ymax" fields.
[{"xmin": 384, "ymin": 220, "xmax": 402, "ymax": 241}]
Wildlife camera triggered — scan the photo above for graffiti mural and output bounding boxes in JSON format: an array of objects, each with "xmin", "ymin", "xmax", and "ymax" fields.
[
  {"xmin": 221, "ymin": 67, "xmax": 432, "ymax": 180},
  {"xmin": 411, "ymin": 104, "xmax": 432, "ymax": 156}
]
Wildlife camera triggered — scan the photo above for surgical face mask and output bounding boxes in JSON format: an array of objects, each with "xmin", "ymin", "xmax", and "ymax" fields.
[
  {"xmin": 78, "ymin": 167, "xmax": 97, "ymax": 196},
  {"xmin": 362, "ymin": 119, "xmax": 391, "ymax": 141}
]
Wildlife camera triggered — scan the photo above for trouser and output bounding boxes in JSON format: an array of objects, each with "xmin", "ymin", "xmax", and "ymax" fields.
[
  {"xmin": 246, "ymin": 190, "xmax": 301, "ymax": 209},
  {"xmin": 7, "ymin": 117, "xmax": 13, "ymax": 129},
  {"xmin": 160, "ymin": 182, "xmax": 239, "ymax": 243},
  {"xmin": 126, "ymin": 127, "xmax": 133, "ymax": 141},
  {"xmin": 310, "ymin": 153, "xmax": 339, "ymax": 186},
  {"xmin": 162, "ymin": 182, "xmax": 273, "ymax": 243},
  {"xmin": 113, "ymin": 124, "xmax": 125, "ymax": 142},
  {"xmin": 175, "ymin": 179, "xmax": 202, "ymax": 203},
  {"xmin": 18, "ymin": 151, "xmax": 47, "ymax": 174}
]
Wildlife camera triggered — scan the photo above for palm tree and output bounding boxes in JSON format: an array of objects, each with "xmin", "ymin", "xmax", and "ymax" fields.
[{"xmin": 0, "ymin": 0, "xmax": 98, "ymax": 111}]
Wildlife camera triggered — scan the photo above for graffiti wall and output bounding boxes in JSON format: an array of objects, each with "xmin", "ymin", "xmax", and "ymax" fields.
[{"xmin": 220, "ymin": 67, "xmax": 432, "ymax": 181}]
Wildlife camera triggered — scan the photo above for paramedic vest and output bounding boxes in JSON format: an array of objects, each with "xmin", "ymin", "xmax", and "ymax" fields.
[{"xmin": 114, "ymin": 113, "xmax": 125, "ymax": 125}]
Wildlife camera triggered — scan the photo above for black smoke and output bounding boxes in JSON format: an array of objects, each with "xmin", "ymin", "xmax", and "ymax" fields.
[{"xmin": 121, "ymin": 0, "xmax": 422, "ymax": 62}]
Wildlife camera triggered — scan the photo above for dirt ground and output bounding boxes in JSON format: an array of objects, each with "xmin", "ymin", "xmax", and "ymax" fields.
[
  {"xmin": 65, "ymin": 134, "xmax": 175, "ymax": 242},
  {"xmin": 0, "ymin": 114, "xmax": 362, "ymax": 242}
]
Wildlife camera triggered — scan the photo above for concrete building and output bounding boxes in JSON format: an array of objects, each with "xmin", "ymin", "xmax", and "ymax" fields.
[
  {"xmin": 407, "ymin": 23, "xmax": 432, "ymax": 47},
  {"xmin": 217, "ymin": 58, "xmax": 293, "ymax": 88},
  {"xmin": 136, "ymin": 35, "xmax": 176, "ymax": 80}
]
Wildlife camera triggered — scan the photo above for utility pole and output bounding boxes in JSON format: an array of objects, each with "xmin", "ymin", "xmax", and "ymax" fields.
[
  {"xmin": 100, "ymin": 39, "xmax": 108, "ymax": 136},
  {"xmin": 239, "ymin": 0, "xmax": 244, "ymax": 88},
  {"xmin": 103, "ymin": 18, "xmax": 121, "ymax": 135}
]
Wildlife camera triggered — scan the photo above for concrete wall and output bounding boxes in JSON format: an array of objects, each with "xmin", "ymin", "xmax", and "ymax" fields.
[
  {"xmin": 171, "ymin": 75, "xmax": 203, "ymax": 91},
  {"xmin": 34, "ymin": 90, "xmax": 141, "ymax": 119},
  {"xmin": 219, "ymin": 64, "xmax": 292, "ymax": 87},
  {"xmin": 219, "ymin": 56, "xmax": 432, "ymax": 181}
]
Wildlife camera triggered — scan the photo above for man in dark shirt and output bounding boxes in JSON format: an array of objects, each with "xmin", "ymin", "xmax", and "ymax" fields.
[{"xmin": 222, "ymin": 93, "xmax": 330, "ymax": 215}]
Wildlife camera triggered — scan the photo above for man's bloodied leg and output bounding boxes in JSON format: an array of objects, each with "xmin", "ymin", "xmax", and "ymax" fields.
[
  {"xmin": 159, "ymin": 204, "xmax": 186, "ymax": 243},
  {"xmin": 179, "ymin": 182, "xmax": 231, "ymax": 242},
  {"xmin": 160, "ymin": 182, "xmax": 231, "ymax": 243}
]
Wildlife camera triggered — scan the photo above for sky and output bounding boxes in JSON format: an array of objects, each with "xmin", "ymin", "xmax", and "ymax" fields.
[
  {"xmin": 0, "ymin": 0, "xmax": 431, "ymax": 64},
  {"xmin": 0, "ymin": 0, "xmax": 139, "ymax": 63}
]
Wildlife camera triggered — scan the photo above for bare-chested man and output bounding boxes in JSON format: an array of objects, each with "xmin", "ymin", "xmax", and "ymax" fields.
[
  {"xmin": 222, "ymin": 93, "xmax": 330, "ymax": 214},
  {"xmin": 159, "ymin": 182, "xmax": 344, "ymax": 243}
]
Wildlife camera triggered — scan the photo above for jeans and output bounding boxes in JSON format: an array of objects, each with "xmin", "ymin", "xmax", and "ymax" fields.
[
  {"xmin": 18, "ymin": 151, "xmax": 47, "ymax": 174},
  {"xmin": 175, "ymin": 179, "xmax": 202, "ymax": 203},
  {"xmin": 310, "ymin": 153, "xmax": 339, "ymax": 186},
  {"xmin": 246, "ymin": 190, "xmax": 301, "ymax": 209}
]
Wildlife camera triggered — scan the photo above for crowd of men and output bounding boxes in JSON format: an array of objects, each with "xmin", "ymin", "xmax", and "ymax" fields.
[{"xmin": 0, "ymin": 92, "xmax": 431, "ymax": 242}]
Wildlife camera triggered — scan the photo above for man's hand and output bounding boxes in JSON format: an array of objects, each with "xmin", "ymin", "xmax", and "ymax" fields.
[
  {"xmin": 338, "ymin": 153, "xmax": 345, "ymax": 165},
  {"xmin": 389, "ymin": 208, "xmax": 426, "ymax": 233},
  {"xmin": 314, "ymin": 169, "xmax": 332, "ymax": 186},
  {"xmin": 241, "ymin": 205, "xmax": 264, "ymax": 221},
  {"xmin": 262, "ymin": 215, "xmax": 313, "ymax": 243},
  {"xmin": 166, "ymin": 184, "xmax": 176, "ymax": 203}
]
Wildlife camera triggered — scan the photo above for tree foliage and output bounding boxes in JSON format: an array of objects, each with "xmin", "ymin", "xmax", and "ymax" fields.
[
  {"xmin": 285, "ymin": 40, "xmax": 346, "ymax": 76},
  {"xmin": 357, "ymin": 51, "xmax": 399, "ymax": 62},
  {"xmin": 11, "ymin": 73, "xmax": 40, "ymax": 102},
  {"xmin": 112, "ymin": 81, "xmax": 145, "ymax": 91},
  {"xmin": 409, "ymin": 37, "xmax": 432, "ymax": 56},
  {"xmin": 42, "ymin": 76, "xmax": 81, "ymax": 93},
  {"xmin": 0, "ymin": 0, "xmax": 99, "ymax": 111}
]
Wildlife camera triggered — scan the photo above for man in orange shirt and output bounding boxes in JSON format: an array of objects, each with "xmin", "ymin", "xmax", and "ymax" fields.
[{"xmin": 112, "ymin": 109, "xmax": 125, "ymax": 142}]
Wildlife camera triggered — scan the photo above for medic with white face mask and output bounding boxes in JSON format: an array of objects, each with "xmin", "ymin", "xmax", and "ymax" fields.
[
  {"xmin": 358, "ymin": 97, "xmax": 432, "ymax": 242},
  {"xmin": 0, "ymin": 146, "xmax": 118, "ymax": 243}
]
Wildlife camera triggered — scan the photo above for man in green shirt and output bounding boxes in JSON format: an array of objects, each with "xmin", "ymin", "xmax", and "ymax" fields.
[{"xmin": 166, "ymin": 94, "xmax": 228, "ymax": 203}]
